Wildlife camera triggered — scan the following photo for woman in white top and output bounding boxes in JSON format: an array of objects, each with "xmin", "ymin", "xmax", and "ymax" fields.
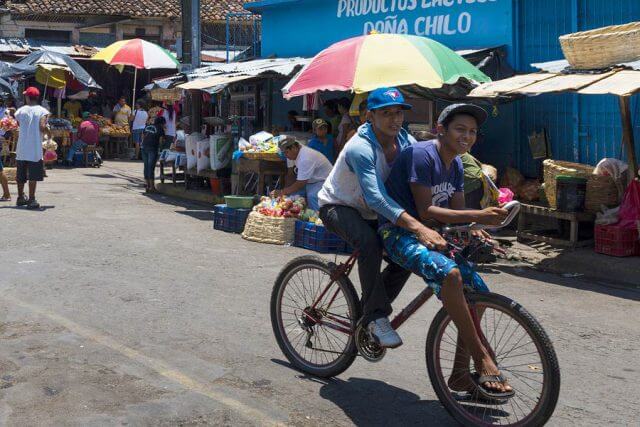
[
  {"xmin": 161, "ymin": 105, "xmax": 177, "ymax": 150},
  {"xmin": 130, "ymin": 101, "xmax": 149, "ymax": 160},
  {"xmin": 335, "ymin": 97, "xmax": 356, "ymax": 155}
]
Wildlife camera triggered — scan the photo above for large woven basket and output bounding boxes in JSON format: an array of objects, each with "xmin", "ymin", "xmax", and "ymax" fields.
[
  {"xmin": 559, "ymin": 22, "xmax": 640, "ymax": 69},
  {"xmin": 241, "ymin": 211, "xmax": 297, "ymax": 245},
  {"xmin": 543, "ymin": 160, "xmax": 620, "ymax": 212}
]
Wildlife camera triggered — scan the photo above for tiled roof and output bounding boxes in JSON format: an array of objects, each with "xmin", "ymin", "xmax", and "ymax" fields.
[{"xmin": 1, "ymin": 0, "xmax": 249, "ymax": 22}]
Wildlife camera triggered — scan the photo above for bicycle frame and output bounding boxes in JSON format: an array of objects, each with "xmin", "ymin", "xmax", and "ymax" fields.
[
  {"xmin": 303, "ymin": 243, "xmax": 498, "ymax": 348},
  {"xmin": 305, "ymin": 251, "xmax": 436, "ymax": 336}
]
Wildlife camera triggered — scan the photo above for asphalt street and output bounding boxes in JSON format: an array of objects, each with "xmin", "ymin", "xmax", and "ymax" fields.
[{"xmin": 0, "ymin": 161, "xmax": 638, "ymax": 426}]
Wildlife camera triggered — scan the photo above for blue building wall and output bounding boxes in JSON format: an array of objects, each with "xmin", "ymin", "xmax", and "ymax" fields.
[
  {"xmin": 246, "ymin": 0, "xmax": 640, "ymax": 175},
  {"xmin": 516, "ymin": 0, "xmax": 640, "ymax": 176}
]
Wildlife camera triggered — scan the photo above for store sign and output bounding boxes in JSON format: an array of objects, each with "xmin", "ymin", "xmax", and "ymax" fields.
[
  {"xmin": 254, "ymin": 0, "xmax": 512, "ymax": 58},
  {"xmin": 336, "ymin": 0, "xmax": 502, "ymax": 37}
]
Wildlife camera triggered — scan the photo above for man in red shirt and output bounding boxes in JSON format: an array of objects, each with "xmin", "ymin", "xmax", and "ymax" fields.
[{"xmin": 65, "ymin": 111, "xmax": 101, "ymax": 165}]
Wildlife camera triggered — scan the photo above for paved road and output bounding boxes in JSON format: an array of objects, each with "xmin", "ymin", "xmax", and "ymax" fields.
[{"xmin": 0, "ymin": 162, "xmax": 638, "ymax": 426}]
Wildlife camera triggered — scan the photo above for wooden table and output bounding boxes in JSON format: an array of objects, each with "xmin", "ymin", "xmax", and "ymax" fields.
[
  {"xmin": 517, "ymin": 203, "xmax": 596, "ymax": 248},
  {"xmin": 237, "ymin": 157, "xmax": 287, "ymax": 196}
]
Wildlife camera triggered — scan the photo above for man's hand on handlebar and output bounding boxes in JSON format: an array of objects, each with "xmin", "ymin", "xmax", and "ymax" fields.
[
  {"xmin": 471, "ymin": 229, "xmax": 493, "ymax": 242},
  {"xmin": 416, "ymin": 225, "xmax": 448, "ymax": 251},
  {"xmin": 478, "ymin": 206, "xmax": 509, "ymax": 226}
]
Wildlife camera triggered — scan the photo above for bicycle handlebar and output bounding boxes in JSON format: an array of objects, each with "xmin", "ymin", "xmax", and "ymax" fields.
[{"xmin": 441, "ymin": 201, "xmax": 521, "ymax": 234}]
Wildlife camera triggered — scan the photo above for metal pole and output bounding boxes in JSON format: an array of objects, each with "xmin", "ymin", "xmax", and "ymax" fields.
[
  {"xmin": 618, "ymin": 96, "xmax": 638, "ymax": 177},
  {"xmin": 132, "ymin": 67, "xmax": 137, "ymax": 109}
]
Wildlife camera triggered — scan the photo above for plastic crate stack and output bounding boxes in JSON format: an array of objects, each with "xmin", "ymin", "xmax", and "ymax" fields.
[
  {"xmin": 594, "ymin": 224, "xmax": 640, "ymax": 257},
  {"xmin": 213, "ymin": 204, "xmax": 252, "ymax": 234},
  {"xmin": 294, "ymin": 220, "xmax": 350, "ymax": 254}
]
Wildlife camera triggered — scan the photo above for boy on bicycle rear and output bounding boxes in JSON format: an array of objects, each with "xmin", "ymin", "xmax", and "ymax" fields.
[
  {"xmin": 318, "ymin": 88, "xmax": 446, "ymax": 349},
  {"xmin": 380, "ymin": 103, "xmax": 514, "ymax": 398}
]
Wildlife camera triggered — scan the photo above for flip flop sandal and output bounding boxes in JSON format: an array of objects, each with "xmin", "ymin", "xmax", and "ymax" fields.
[
  {"xmin": 471, "ymin": 373, "xmax": 516, "ymax": 400},
  {"xmin": 0, "ymin": 196, "xmax": 10, "ymax": 202}
]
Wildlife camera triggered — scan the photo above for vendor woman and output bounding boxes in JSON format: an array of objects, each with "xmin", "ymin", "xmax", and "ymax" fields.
[{"xmin": 272, "ymin": 135, "xmax": 332, "ymax": 211}]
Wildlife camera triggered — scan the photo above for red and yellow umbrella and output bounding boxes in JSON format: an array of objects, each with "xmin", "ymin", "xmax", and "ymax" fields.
[
  {"xmin": 284, "ymin": 33, "xmax": 490, "ymax": 99},
  {"xmin": 92, "ymin": 39, "xmax": 179, "ymax": 105}
]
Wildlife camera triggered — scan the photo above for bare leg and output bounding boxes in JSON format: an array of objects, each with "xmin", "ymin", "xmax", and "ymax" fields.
[
  {"xmin": 0, "ymin": 172, "xmax": 10, "ymax": 198},
  {"xmin": 448, "ymin": 307, "xmax": 486, "ymax": 392},
  {"xmin": 441, "ymin": 270, "xmax": 511, "ymax": 394},
  {"xmin": 28, "ymin": 181, "xmax": 37, "ymax": 200},
  {"xmin": 17, "ymin": 181, "xmax": 25, "ymax": 198}
]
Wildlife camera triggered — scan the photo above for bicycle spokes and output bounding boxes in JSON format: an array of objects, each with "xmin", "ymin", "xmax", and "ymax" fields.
[{"xmin": 433, "ymin": 300, "xmax": 549, "ymax": 425}]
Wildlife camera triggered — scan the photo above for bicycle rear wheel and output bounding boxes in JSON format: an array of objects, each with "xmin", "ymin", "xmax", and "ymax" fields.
[
  {"xmin": 426, "ymin": 292, "xmax": 560, "ymax": 426},
  {"xmin": 271, "ymin": 255, "xmax": 361, "ymax": 378}
]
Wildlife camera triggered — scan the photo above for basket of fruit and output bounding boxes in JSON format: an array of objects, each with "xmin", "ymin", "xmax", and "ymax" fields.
[{"xmin": 241, "ymin": 196, "xmax": 306, "ymax": 245}]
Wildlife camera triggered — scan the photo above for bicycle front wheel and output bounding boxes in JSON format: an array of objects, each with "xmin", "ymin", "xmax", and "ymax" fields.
[
  {"xmin": 426, "ymin": 292, "xmax": 560, "ymax": 427},
  {"xmin": 271, "ymin": 255, "xmax": 361, "ymax": 378}
]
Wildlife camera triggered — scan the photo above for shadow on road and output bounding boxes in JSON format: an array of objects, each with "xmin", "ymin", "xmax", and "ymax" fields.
[
  {"xmin": 271, "ymin": 358, "xmax": 455, "ymax": 425},
  {"xmin": 0, "ymin": 205, "xmax": 55, "ymax": 211},
  {"xmin": 141, "ymin": 192, "xmax": 213, "ymax": 222},
  {"xmin": 481, "ymin": 263, "xmax": 640, "ymax": 301}
]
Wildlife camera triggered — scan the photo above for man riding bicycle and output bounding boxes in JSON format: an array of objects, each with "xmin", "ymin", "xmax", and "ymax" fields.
[
  {"xmin": 381, "ymin": 103, "xmax": 513, "ymax": 399},
  {"xmin": 318, "ymin": 87, "xmax": 446, "ymax": 349}
]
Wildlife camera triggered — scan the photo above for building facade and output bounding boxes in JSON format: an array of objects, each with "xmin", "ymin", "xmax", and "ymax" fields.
[{"xmin": 245, "ymin": 0, "xmax": 640, "ymax": 175}]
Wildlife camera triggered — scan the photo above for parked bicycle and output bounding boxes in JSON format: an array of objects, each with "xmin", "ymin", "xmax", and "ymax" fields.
[{"xmin": 271, "ymin": 201, "xmax": 560, "ymax": 426}]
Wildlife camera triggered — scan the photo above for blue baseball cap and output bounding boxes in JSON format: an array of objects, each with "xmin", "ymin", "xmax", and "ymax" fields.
[{"xmin": 367, "ymin": 87, "xmax": 412, "ymax": 111}]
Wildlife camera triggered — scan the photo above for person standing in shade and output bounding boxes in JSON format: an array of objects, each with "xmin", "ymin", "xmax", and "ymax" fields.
[
  {"xmin": 14, "ymin": 87, "xmax": 49, "ymax": 209},
  {"xmin": 161, "ymin": 105, "xmax": 176, "ymax": 150},
  {"xmin": 323, "ymin": 99, "xmax": 341, "ymax": 139},
  {"xmin": 141, "ymin": 116, "xmax": 166, "ymax": 193},
  {"xmin": 130, "ymin": 101, "xmax": 148, "ymax": 160},
  {"xmin": 308, "ymin": 118, "xmax": 335, "ymax": 163},
  {"xmin": 112, "ymin": 96, "xmax": 131, "ymax": 126},
  {"xmin": 335, "ymin": 97, "xmax": 356, "ymax": 153}
]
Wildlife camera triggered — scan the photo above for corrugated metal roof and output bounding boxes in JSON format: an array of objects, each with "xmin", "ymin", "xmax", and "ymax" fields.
[
  {"xmin": 0, "ymin": 38, "xmax": 31, "ymax": 54},
  {"xmin": 185, "ymin": 57, "xmax": 310, "ymax": 80},
  {"xmin": 532, "ymin": 58, "xmax": 640, "ymax": 73}
]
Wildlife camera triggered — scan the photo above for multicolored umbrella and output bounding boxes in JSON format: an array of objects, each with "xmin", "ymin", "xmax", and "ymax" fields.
[
  {"xmin": 283, "ymin": 33, "xmax": 490, "ymax": 99},
  {"xmin": 92, "ymin": 39, "xmax": 179, "ymax": 106}
]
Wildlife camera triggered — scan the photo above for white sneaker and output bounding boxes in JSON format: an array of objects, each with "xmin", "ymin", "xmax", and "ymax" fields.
[{"xmin": 367, "ymin": 317, "xmax": 403, "ymax": 348}]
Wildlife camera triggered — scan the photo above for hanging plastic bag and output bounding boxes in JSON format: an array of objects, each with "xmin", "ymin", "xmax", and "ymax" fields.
[
  {"xmin": 616, "ymin": 180, "xmax": 640, "ymax": 228},
  {"xmin": 498, "ymin": 188, "xmax": 515, "ymax": 204}
]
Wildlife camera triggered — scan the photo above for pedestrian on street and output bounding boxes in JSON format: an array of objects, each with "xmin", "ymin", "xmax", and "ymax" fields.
[
  {"xmin": 161, "ymin": 104, "xmax": 177, "ymax": 150},
  {"xmin": 14, "ymin": 87, "xmax": 50, "ymax": 209},
  {"xmin": 130, "ymin": 101, "xmax": 148, "ymax": 160},
  {"xmin": 141, "ymin": 116, "xmax": 166, "ymax": 193},
  {"xmin": 0, "ymin": 154, "xmax": 10, "ymax": 201},
  {"xmin": 317, "ymin": 87, "xmax": 446, "ymax": 348}
]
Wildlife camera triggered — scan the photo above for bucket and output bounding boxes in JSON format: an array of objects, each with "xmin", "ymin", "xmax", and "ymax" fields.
[
  {"xmin": 556, "ymin": 175, "xmax": 587, "ymax": 212},
  {"xmin": 210, "ymin": 177, "xmax": 231, "ymax": 196}
]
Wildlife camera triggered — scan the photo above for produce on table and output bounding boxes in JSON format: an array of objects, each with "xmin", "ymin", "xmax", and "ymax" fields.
[
  {"xmin": 0, "ymin": 117, "xmax": 18, "ymax": 131},
  {"xmin": 254, "ymin": 195, "xmax": 307, "ymax": 218},
  {"xmin": 89, "ymin": 114, "xmax": 112, "ymax": 127},
  {"xmin": 48, "ymin": 118, "xmax": 72, "ymax": 131}
]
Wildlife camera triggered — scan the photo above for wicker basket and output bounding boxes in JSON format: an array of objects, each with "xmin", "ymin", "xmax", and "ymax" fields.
[
  {"xmin": 242, "ymin": 152, "xmax": 282, "ymax": 161},
  {"xmin": 559, "ymin": 22, "xmax": 640, "ymax": 69},
  {"xmin": 543, "ymin": 160, "xmax": 620, "ymax": 212},
  {"xmin": 241, "ymin": 211, "xmax": 297, "ymax": 245}
]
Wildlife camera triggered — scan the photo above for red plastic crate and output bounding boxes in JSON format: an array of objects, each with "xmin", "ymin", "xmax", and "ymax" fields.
[{"xmin": 594, "ymin": 224, "xmax": 640, "ymax": 257}]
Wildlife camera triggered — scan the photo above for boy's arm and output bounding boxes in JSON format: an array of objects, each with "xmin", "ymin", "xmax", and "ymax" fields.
[{"xmin": 411, "ymin": 184, "xmax": 507, "ymax": 225}]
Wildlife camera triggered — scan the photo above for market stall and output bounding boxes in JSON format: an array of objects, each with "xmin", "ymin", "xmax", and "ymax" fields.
[{"xmin": 469, "ymin": 41, "xmax": 640, "ymax": 253}]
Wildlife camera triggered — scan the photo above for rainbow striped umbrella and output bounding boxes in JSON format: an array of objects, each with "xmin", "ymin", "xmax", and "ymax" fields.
[
  {"xmin": 92, "ymin": 39, "xmax": 179, "ymax": 106},
  {"xmin": 283, "ymin": 33, "xmax": 490, "ymax": 99}
]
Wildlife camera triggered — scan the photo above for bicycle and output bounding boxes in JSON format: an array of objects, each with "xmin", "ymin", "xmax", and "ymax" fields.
[{"xmin": 270, "ymin": 201, "xmax": 560, "ymax": 426}]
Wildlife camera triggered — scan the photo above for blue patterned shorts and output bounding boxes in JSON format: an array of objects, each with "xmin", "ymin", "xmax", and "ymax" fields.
[{"xmin": 380, "ymin": 226, "xmax": 489, "ymax": 298}]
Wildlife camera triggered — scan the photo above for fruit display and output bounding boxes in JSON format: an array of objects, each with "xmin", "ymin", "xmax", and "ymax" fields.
[
  {"xmin": 254, "ymin": 195, "xmax": 307, "ymax": 218},
  {"xmin": 299, "ymin": 208, "xmax": 323, "ymax": 225},
  {"xmin": 90, "ymin": 114, "xmax": 111, "ymax": 127},
  {"xmin": 238, "ymin": 132, "xmax": 286, "ymax": 154},
  {"xmin": 0, "ymin": 117, "xmax": 17, "ymax": 131},
  {"xmin": 101, "ymin": 124, "xmax": 130, "ymax": 136},
  {"xmin": 71, "ymin": 117, "xmax": 82, "ymax": 128}
]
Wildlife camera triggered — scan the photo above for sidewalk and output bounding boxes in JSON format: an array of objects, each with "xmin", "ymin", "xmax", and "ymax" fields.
[{"xmin": 499, "ymin": 235, "xmax": 640, "ymax": 289}]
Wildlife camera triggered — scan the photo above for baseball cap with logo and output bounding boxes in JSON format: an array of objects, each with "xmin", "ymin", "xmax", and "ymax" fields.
[
  {"xmin": 312, "ymin": 118, "xmax": 328, "ymax": 129},
  {"xmin": 367, "ymin": 87, "xmax": 412, "ymax": 111},
  {"xmin": 23, "ymin": 87, "xmax": 40, "ymax": 98}
]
